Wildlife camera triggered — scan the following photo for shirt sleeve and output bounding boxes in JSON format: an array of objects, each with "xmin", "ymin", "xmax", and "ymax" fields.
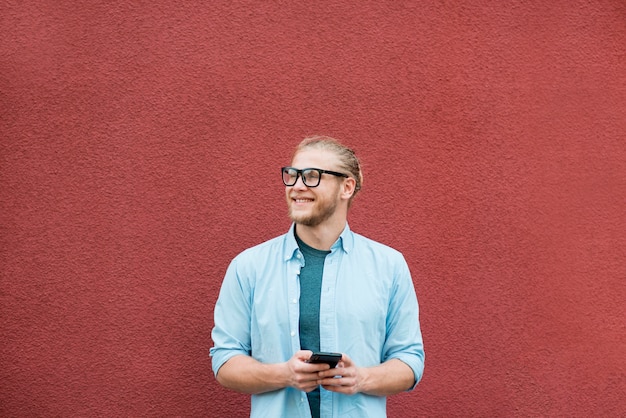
[
  {"xmin": 382, "ymin": 255, "xmax": 425, "ymax": 389},
  {"xmin": 210, "ymin": 257, "xmax": 253, "ymax": 377}
]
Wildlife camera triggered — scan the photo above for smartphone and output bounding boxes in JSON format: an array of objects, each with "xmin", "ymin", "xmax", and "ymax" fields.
[{"xmin": 307, "ymin": 352, "xmax": 342, "ymax": 368}]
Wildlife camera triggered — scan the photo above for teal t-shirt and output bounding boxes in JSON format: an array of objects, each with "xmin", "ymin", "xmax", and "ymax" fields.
[{"xmin": 295, "ymin": 233, "xmax": 329, "ymax": 418}]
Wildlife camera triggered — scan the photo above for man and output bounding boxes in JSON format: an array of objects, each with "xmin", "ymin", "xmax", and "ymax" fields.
[{"xmin": 210, "ymin": 135, "xmax": 425, "ymax": 418}]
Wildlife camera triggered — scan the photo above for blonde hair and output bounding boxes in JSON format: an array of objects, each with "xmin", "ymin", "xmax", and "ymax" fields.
[{"xmin": 294, "ymin": 135, "xmax": 363, "ymax": 204}]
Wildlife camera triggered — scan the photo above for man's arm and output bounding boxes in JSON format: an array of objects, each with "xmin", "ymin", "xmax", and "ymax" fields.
[
  {"xmin": 318, "ymin": 354, "xmax": 415, "ymax": 396},
  {"xmin": 216, "ymin": 351, "xmax": 331, "ymax": 395}
]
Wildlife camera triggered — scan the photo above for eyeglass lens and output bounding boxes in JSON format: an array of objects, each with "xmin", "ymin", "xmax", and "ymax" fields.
[{"xmin": 283, "ymin": 168, "xmax": 321, "ymax": 187}]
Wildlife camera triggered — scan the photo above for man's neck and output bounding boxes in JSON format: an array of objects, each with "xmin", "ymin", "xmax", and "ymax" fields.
[{"xmin": 295, "ymin": 220, "xmax": 346, "ymax": 251}]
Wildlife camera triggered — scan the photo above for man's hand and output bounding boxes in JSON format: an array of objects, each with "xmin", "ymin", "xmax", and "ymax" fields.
[
  {"xmin": 317, "ymin": 353, "xmax": 363, "ymax": 395},
  {"xmin": 287, "ymin": 350, "xmax": 332, "ymax": 393}
]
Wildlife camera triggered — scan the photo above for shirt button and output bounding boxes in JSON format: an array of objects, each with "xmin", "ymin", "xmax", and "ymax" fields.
[
  {"xmin": 291, "ymin": 299, "xmax": 297, "ymax": 304},
  {"xmin": 290, "ymin": 331, "xmax": 296, "ymax": 337}
]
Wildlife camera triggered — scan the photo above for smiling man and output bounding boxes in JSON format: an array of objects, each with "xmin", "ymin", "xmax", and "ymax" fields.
[{"xmin": 210, "ymin": 135, "xmax": 425, "ymax": 418}]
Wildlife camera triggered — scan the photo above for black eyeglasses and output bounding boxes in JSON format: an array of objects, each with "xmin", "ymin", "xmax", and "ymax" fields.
[{"xmin": 281, "ymin": 166, "xmax": 348, "ymax": 187}]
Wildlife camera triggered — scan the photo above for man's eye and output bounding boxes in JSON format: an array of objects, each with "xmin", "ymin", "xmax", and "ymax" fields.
[{"xmin": 305, "ymin": 170, "xmax": 320, "ymax": 179}]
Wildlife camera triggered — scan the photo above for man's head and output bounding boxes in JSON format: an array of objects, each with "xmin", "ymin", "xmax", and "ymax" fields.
[
  {"xmin": 292, "ymin": 136, "xmax": 363, "ymax": 203},
  {"xmin": 283, "ymin": 135, "xmax": 362, "ymax": 227}
]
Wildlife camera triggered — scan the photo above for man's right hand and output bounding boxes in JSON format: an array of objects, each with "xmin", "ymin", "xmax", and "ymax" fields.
[{"xmin": 285, "ymin": 350, "xmax": 331, "ymax": 392}]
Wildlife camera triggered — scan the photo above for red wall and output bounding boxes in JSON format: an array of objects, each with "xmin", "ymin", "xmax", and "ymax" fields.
[{"xmin": 1, "ymin": 2, "xmax": 625, "ymax": 416}]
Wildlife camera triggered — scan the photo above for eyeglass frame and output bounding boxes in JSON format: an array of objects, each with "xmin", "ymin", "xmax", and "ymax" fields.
[{"xmin": 281, "ymin": 166, "xmax": 349, "ymax": 188}]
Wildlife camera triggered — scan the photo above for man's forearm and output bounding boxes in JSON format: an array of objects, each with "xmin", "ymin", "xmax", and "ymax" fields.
[
  {"xmin": 358, "ymin": 358, "xmax": 415, "ymax": 396},
  {"xmin": 216, "ymin": 355, "xmax": 289, "ymax": 394}
]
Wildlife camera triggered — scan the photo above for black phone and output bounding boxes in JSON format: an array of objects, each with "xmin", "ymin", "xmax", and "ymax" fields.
[{"xmin": 307, "ymin": 352, "xmax": 342, "ymax": 368}]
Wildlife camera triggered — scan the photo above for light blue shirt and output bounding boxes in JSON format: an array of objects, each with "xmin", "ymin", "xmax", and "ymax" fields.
[{"xmin": 210, "ymin": 224, "xmax": 425, "ymax": 418}]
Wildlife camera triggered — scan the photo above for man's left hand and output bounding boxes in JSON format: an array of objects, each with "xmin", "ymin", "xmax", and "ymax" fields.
[{"xmin": 317, "ymin": 353, "xmax": 366, "ymax": 395}]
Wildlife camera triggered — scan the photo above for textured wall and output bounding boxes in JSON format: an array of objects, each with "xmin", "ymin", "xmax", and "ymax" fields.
[{"xmin": 1, "ymin": 1, "xmax": 625, "ymax": 416}]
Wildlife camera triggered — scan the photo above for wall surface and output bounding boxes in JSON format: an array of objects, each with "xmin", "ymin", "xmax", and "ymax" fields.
[{"xmin": 1, "ymin": 1, "xmax": 625, "ymax": 416}]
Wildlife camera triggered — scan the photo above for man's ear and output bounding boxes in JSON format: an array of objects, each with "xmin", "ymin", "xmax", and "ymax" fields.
[{"xmin": 341, "ymin": 177, "xmax": 357, "ymax": 201}]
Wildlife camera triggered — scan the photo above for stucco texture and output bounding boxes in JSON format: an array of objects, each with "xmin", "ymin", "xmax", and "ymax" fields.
[{"xmin": 1, "ymin": 1, "xmax": 625, "ymax": 417}]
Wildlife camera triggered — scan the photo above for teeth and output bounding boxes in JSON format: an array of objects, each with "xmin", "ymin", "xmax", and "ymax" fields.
[{"xmin": 295, "ymin": 199, "xmax": 313, "ymax": 203}]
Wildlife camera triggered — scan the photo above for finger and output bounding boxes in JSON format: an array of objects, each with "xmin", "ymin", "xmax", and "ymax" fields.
[
  {"xmin": 319, "ymin": 376, "xmax": 348, "ymax": 387},
  {"xmin": 295, "ymin": 350, "xmax": 314, "ymax": 361},
  {"xmin": 302, "ymin": 363, "xmax": 330, "ymax": 374},
  {"xmin": 300, "ymin": 381, "xmax": 322, "ymax": 392},
  {"xmin": 317, "ymin": 366, "xmax": 347, "ymax": 378},
  {"xmin": 296, "ymin": 371, "xmax": 324, "ymax": 384},
  {"xmin": 321, "ymin": 378, "xmax": 358, "ymax": 395},
  {"xmin": 340, "ymin": 353, "xmax": 352, "ymax": 365}
]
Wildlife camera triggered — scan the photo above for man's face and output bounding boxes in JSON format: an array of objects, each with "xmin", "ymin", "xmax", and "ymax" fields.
[{"xmin": 285, "ymin": 148, "xmax": 345, "ymax": 227}]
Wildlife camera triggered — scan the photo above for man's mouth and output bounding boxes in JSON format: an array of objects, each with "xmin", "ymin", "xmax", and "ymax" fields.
[{"xmin": 292, "ymin": 197, "xmax": 314, "ymax": 203}]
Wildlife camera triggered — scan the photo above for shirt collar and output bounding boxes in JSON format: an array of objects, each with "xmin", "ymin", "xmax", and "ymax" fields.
[{"xmin": 283, "ymin": 223, "xmax": 353, "ymax": 261}]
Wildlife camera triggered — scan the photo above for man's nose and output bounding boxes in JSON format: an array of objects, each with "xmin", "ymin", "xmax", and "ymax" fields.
[{"xmin": 293, "ymin": 174, "xmax": 308, "ymax": 189}]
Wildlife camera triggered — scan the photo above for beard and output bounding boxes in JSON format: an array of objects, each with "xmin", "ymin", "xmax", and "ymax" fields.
[{"xmin": 287, "ymin": 194, "xmax": 339, "ymax": 227}]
